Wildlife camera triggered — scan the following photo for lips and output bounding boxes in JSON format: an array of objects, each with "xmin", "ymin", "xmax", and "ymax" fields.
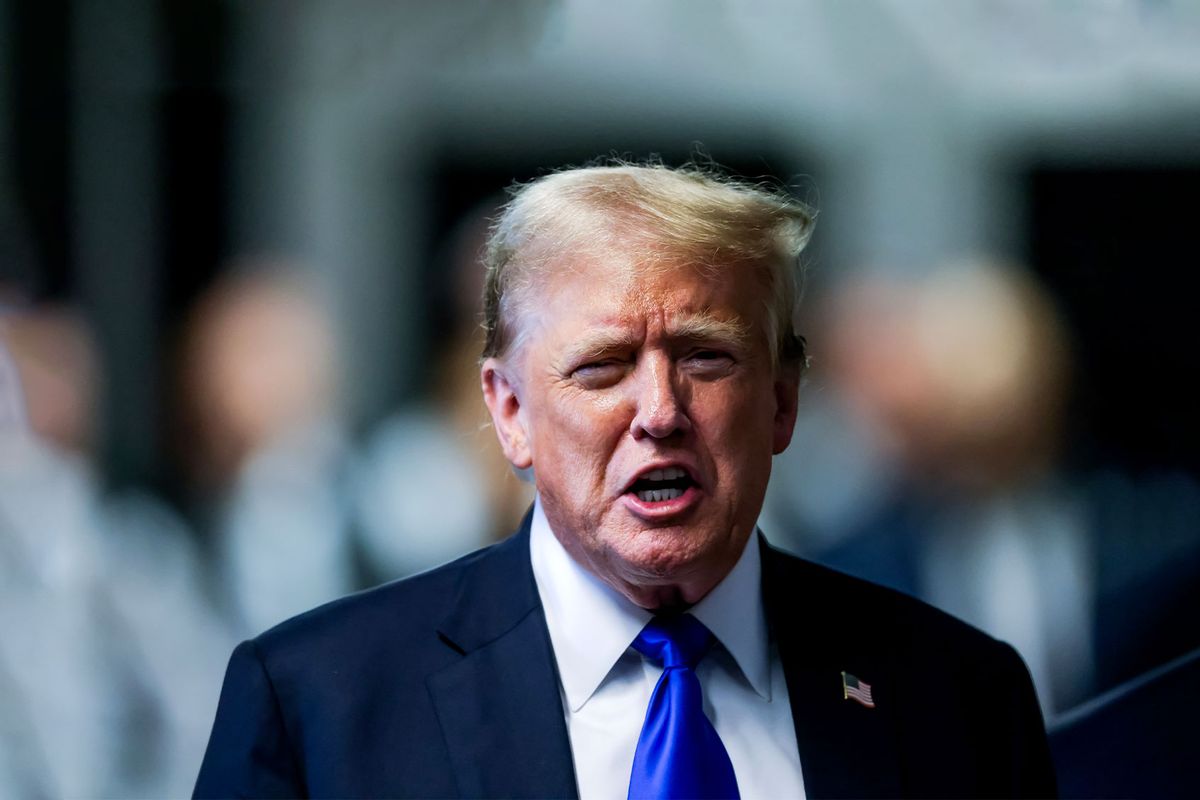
[{"xmin": 621, "ymin": 462, "xmax": 703, "ymax": 518}]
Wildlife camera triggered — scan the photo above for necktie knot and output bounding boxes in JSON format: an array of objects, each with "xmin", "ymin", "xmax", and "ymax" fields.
[{"xmin": 633, "ymin": 614, "xmax": 714, "ymax": 671}]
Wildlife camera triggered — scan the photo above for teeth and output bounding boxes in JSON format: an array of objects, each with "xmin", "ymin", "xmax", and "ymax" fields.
[
  {"xmin": 636, "ymin": 487, "xmax": 684, "ymax": 503},
  {"xmin": 641, "ymin": 466, "xmax": 687, "ymax": 483}
]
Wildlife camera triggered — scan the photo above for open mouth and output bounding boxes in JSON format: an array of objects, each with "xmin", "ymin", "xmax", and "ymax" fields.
[{"xmin": 626, "ymin": 466, "xmax": 697, "ymax": 503}]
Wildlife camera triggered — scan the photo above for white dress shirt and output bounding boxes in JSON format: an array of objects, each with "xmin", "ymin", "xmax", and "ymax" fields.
[{"xmin": 530, "ymin": 499, "xmax": 806, "ymax": 800}]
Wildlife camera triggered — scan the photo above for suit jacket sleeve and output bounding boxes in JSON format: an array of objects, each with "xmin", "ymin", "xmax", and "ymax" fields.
[
  {"xmin": 995, "ymin": 641, "xmax": 1058, "ymax": 798},
  {"xmin": 194, "ymin": 640, "xmax": 306, "ymax": 799}
]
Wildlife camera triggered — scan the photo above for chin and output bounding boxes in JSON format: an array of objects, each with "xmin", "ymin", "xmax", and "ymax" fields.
[{"xmin": 606, "ymin": 529, "xmax": 726, "ymax": 595}]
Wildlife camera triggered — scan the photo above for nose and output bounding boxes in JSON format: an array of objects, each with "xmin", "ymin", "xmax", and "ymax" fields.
[{"xmin": 629, "ymin": 355, "xmax": 692, "ymax": 440}]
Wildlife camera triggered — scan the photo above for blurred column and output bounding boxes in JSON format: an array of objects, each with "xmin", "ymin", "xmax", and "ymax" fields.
[
  {"xmin": 0, "ymin": 0, "xmax": 9, "ymax": 194},
  {"xmin": 811, "ymin": 0, "xmax": 1003, "ymax": 277},
  {"xmin": 227, "ymin": 2, "xmax": 426, "ymax": 426},
  {"xmin": 5, "ymin": 0, "xmax": 72, "ymax": 300},
  {"xmin": 70, "ymin": 0, "xmax": 163, "ymax": 486},
  {"xmin": 842, "ymin": 121, "xmax": 992, "ymax": 272}
]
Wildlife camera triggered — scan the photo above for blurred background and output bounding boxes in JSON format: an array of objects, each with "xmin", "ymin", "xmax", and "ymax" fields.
[{"xmin": 2, "ymin": 0, "xmax": 1199, "ymax": 795}]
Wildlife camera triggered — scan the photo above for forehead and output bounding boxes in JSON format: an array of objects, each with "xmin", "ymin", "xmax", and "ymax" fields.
[{"xmin": 524, "ymin": 250, "xmax": 769, "ymax": 345}]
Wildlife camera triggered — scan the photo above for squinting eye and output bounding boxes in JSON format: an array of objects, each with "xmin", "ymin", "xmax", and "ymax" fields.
[
  {"xmin": 687, "ymin": 349, "xmax": 733, "ymax": 364},
  {"xmin": 572, "ymin": 361, "xmax": 626, "ymax": 386},
  {"xmin": 682, "ymin": 349, "xmax": 735, "ymax": 375}
]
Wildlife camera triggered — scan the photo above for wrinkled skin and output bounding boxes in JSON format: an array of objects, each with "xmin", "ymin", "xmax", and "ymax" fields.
[{"xmin": 482, "ymin": 254, "xmax": 799, "ymax": 609}]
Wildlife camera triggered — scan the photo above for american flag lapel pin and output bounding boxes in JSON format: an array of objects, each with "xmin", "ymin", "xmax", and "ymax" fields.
[{"xmin": 842, "ymin": 671, "xmax": 876, "ymax": 708}]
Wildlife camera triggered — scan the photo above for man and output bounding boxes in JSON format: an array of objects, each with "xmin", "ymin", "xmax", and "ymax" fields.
[{"xmin": 195, "ymin": 161, "xmax": 1056, "ymax": 798}]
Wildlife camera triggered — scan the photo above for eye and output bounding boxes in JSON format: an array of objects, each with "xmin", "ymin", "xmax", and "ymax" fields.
[
  {"xmin": 686, "ymin": 348, "xmax": 733, "ymax": 363},
  {"xmin": 571, "ymin": 360, "xmax": 628, "ymax": 388},
  {"xmin": 682, "ymin": 348, "xmax": 735, "ymax": 375}
]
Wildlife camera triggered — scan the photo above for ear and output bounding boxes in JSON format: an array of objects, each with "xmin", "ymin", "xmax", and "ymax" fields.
[
  {"xmin": 481, "ymin": 357, "xmax": 533, "ymax": 470},
  {"xmin": 771, "ymin": 362, "xmax": 801, "ymax": 455}
]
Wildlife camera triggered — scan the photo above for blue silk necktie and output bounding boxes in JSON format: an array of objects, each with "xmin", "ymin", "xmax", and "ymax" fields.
[{"xmin": 627, "ymin": 614, "xmax": 740, "ymax": 800}]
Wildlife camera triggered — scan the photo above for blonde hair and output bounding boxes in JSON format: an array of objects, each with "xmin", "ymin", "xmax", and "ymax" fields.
[{"xmin": 481, "ymin": 159, "xmax": 816, "ymax": 367}]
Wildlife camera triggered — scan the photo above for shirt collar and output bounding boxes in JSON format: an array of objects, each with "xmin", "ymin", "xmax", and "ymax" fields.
[
  {"xmin": 689, "ymin": 522, "xmax": 772, "ymax": 701},
  {"xmin": 529, "ymin": 497, "xmax": 771, "ymax": 712}
]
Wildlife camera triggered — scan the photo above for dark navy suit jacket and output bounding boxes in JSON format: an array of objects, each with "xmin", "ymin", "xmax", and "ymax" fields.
[{"xmin": 194, "ymin": 517, "xmax": 1056, "ymax": 798}]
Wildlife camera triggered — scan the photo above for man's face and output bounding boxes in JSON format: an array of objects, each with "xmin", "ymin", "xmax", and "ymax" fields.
[{"xmin": 483, "ymin": 248, "xmax": 799, "ymax": 608}]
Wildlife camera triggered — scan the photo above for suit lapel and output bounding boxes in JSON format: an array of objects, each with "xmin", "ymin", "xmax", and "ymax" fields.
[
  {"xmin": 427, "ymin": 518, "xmax": 579, "ymax": 799},
  {"xmin": 427, "ymin": 522, "xmax": 905, "ymax": 798},
  {"xmin": 762, "ymin": 538, "xmax": 904, "ymax": 799}
]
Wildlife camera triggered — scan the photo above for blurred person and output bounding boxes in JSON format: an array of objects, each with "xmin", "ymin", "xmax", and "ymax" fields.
[
  {"xmin": 758, "ymin": 286, "xmax": 902, "ymax": 555},
  {"xmin": 353, "ymin": 200, "xmax": 534, "ymax": 581},
  {"xmin": 0, "ymin": 305, "xmax": 101, "ymax": 453},
  {"xmin": 0, "ymin": 308, "xmax": 116, "ymax": 797},
  {"xmin": 175, "ymin": 265, "xmax": 359, "ymax": 636},
  {"xmin": 0, "ymin": 327, "xmax": 24, "ymax": 429},
  {"xmin": 808, "ymin": 261, "xmax": 1200, "ymax": 716},
  {"xmin": 0, "ymin": 304, "xmax": 232, "ymax": 797},
  {"xmin": 197, "ymin": 161, "xmax": 1054, "ymax": 798}
]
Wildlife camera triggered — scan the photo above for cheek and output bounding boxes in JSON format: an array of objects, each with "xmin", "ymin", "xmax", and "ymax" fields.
[
  {"xmin": 532, "ymin": 394, "xmax": 623, "ymax": 478},
  {"xmin": 691, "ymin": 383, "xmax": 777, "ymax": 453},
  {"xmin": 691, "ymin": 380, "xmax": 766, "ymax": 425}
]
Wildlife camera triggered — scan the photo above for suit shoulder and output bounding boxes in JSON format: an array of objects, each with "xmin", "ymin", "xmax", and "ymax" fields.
[
  {"xmin": 251, "ymin": 541, "xmax": 497, "ymax": 666},
  {"xmin": 765, "ymin": 544, "xmax": 1015, "ymax": 659}
]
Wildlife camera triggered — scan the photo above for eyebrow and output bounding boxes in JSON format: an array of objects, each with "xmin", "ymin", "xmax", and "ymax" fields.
[
  {"xmin": 668, "ymin": 313, "xmax": 753, "ymax": 348},
  {"xmin": 559, "ymin": 329, "xmax": 641, "ymax": 366},
  {"xmin": 560, "ymin": 312, "xmax": 753, "ymax": 366}
]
